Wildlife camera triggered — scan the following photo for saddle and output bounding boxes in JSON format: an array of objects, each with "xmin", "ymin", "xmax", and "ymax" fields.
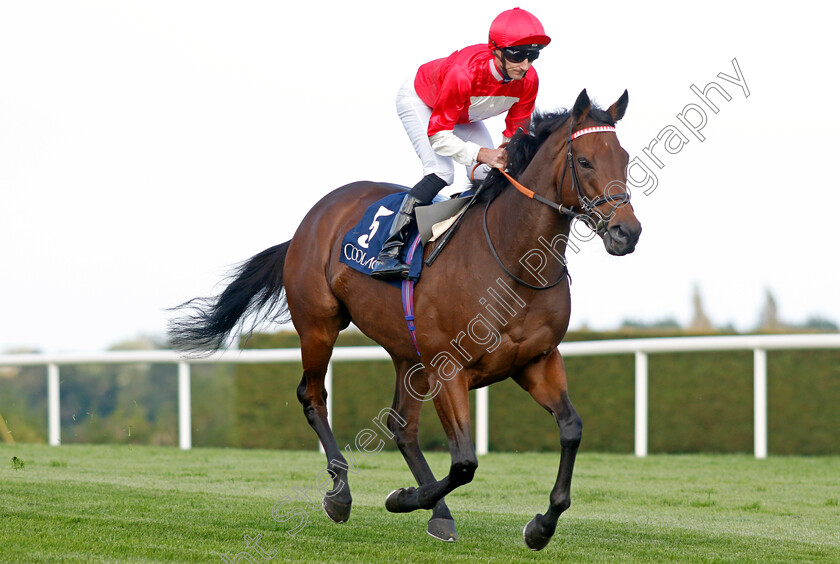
[{"xmin": 339, "ymin": 191, "xmax": 471, "ymax": 286}]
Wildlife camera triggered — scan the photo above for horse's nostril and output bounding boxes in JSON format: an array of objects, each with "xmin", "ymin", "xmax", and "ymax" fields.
[{"xmin": 610, "ymin": 225, "xmax": 628, "ymax": 243}]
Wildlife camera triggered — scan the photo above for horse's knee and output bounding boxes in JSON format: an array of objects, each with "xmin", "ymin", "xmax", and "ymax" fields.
[
  {"xmin": 380, "ymin": 408, "xmax": 415, "ymax": 453},
  {"xmin": 391, "ymin": 425, "xmax": 416, "ymax": 452},
  {"xmin": 559, "ymin": 411, "xmax": 582, "ymax": 449},
  {"xmin": 387, "ymin": 413, "xmax": 407, "ymax": 440}
]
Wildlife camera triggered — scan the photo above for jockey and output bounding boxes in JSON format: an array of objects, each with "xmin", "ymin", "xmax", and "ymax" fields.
[{"xmin": 372, "ymin": 7, "xmax": 551, "ymax": 280}]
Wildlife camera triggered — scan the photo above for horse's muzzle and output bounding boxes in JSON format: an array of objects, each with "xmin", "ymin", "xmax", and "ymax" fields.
[{"xmin": 603, "ymin": 222, "xmax": 641, "ymax": 256}]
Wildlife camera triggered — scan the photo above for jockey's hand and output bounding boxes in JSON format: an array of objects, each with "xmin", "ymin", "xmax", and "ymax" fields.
[{"xmin": 477, "ymin": 147, "xmax": 507, "ymax": 169}]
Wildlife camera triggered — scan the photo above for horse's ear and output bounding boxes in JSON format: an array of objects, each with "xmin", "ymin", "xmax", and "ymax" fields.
[
  {"xmin": 608, "ymin": 90, "xmax": 629, "ymax": 123},
  {"xmin": 572, "ymin": 89, "xmax": 590, "ymax": 123}
]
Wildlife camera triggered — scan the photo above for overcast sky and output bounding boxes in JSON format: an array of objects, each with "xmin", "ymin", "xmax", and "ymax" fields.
[{"xmin": 1, "ymin": 1, "xmax": 837, "ymax": 353}]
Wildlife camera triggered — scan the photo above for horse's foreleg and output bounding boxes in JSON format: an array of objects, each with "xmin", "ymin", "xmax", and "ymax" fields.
[
  {"xmin": 385, "ymin": 362, "xmax": 457, "ymax": 541},
  {"xmin": 385, "ymin": 376, "xmax": 476, "ymax": 517},
  {"xmin": 514, "ymin": 350, "xmax": 582, "ymax": 551},
  {"xmin": 295, "ymin": 322, "xmax": 353, "ymax": 523}
]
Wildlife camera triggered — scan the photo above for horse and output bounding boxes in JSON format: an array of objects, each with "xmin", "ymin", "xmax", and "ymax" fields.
[{"xmin": 168, "ymin": 89, "xmax": 641, "ymax": 550}]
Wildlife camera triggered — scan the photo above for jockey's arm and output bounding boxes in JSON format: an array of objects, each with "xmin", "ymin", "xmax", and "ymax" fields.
[{"xmin": 429, "ymin": 130, "xmax": 507, "ymax": 169}]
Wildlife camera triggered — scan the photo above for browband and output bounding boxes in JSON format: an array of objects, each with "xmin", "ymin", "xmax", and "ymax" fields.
[{"xmin": 570, "ymin": 125, "xmax": 616, "ymax": 140}]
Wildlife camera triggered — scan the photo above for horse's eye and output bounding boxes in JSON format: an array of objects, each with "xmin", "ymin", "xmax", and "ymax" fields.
[{"xmin": 577, "ymin": 157, "xmax": 592, "ymax": 169}]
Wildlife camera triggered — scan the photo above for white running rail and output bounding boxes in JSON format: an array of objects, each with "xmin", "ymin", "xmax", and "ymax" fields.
[{"xmin": 1, "ymin": 334, "xmax": 838, "ymax": 458}]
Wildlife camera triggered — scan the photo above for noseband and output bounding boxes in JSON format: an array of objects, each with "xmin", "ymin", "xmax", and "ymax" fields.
[{"xmin": 484, "ymin": 122, "xmax": 630, "ymax": 290}]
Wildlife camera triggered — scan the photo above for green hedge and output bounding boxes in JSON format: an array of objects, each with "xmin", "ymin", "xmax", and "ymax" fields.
[
  {"xmin": 234, "ymin": 330, "xmax": 840, "ymax": 455},
  {"xmin": 234, "ymin": 332, "xmax": 453, "ymax": 452}
]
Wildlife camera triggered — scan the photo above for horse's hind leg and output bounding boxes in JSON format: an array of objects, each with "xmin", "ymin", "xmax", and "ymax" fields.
[
  {"xmin": 513, "ymin": 349, "xmax": 582, "ymax": 551},
  {"xmin": 385, "ymin": 360, "xmax": 457, "ymax": 541},
  {"xmin": 294, "ymin": 313, "xmax": 353, "ymax": 523}
]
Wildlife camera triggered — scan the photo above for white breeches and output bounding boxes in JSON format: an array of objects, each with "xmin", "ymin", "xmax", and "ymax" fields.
[{"xmin": 395, "ymin": 79, "xmax": 494, "ymax": 186}]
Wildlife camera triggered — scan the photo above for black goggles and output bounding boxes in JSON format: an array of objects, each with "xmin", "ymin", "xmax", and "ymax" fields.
[{"xmin": 501, "ymin": 47, "xmax": 540, "ymax": 63}]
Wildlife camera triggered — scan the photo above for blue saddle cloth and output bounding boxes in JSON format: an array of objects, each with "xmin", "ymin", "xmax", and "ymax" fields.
[{"xmin": 340, "ymin": 193, "xmax": 424, "ymax": 286}]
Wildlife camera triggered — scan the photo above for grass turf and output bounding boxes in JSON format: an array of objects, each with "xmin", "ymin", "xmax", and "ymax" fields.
[{"xmin": 2, "ymin": 444, "xmax": 838, "ymax": 562}]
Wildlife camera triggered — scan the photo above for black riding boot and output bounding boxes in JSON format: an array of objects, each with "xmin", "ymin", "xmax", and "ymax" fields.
[
  {"xmin": 370, "ymin": 194, "xmax": 422, "ymax": 280},
  {"xmin": 371, "ymin": 173, "xmax": 448, "ymax": 281}
]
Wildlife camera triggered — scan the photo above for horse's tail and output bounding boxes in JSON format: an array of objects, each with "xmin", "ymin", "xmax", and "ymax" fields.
[{"xmin": 168, "ymin": 241, "xmax": 292, "ymax": 355}]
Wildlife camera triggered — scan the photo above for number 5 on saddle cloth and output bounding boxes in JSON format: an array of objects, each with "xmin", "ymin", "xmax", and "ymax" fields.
[{"xmin": 339, "ymin": 190, "xmax": 472, "ymax": 286}]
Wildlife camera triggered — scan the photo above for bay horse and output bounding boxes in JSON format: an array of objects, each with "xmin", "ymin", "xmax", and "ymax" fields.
[{"xmin": 169, "ymin": 89, "xmax": 641, "ymax": 550}]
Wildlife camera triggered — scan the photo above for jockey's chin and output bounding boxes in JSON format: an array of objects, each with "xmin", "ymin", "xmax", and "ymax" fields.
[{"xmin": 504, "ymin": 61, "xmax": 531, "ymax": 80}]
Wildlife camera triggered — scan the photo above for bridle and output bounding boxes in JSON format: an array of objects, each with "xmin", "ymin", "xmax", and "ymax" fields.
[
  {"xmin": 502, "ymin": 122, "xmax": 629, "ymax": 231},
  {"xmin": 483, "ymin": 121, "xmax": 630, "ymax": 290}
]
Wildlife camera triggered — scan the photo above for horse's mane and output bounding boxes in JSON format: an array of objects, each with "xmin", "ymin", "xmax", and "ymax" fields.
[{"xmin": 477, "ymin": 105, "xmax": 616, "ymax": 200}]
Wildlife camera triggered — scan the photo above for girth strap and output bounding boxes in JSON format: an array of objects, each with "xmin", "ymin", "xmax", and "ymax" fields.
[{"xmin": 401, "ymin": 234, "xmax": 423, "ymax": 357}]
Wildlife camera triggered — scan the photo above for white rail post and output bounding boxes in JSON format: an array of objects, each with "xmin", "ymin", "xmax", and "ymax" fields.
[
  {"xmin": 634, "ymin": 351, "xmax": 648, "ymax": 457},
  {"xmin": 753, "ymin": 348, "xmax": 768, "ymax": 459},
  {"xmin": 178, "ymin": 362, "xmax": 192, "ymax": 450},
  {"xmin": 47, "ymin": 363, "xmax": 61, "ymax": 446},
  {"xmin": 476, "ymin": 387, "xmax": 489, "ymax": 455},
  {"xmin": 319, "ymin": 362, "xmax": 333, "ymax": 454}
]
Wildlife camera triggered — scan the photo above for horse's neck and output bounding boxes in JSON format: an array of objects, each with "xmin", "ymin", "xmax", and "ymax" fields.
[{"xmin": 492, "ymin": 168, "xmax": 572, "ymax": 280}]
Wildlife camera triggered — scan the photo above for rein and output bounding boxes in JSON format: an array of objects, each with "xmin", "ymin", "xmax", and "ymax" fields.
[
  {"xmin": 482, "ymin": 197, "xmax": 569, "ymax": 290},
  {"xmin": 484, "ymin": 123, "xmax": 629, "ymax": 290},
  {"xmin": 498, "ymin": 168, "xmax": 579, "ymax": 219}
]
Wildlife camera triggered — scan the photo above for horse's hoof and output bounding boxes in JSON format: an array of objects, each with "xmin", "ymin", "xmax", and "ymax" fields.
[
  {"xmin": 427, "ymin": 517, "xmax": 457, "ymax": 542},
  {"xmin": 322, "ymin": 496, "xmax": 351, "ymax": 523},
  {"xmin": 523, "ymin": 514, "xmax": 553, "ymax": 551},
  {"xmin": 385, "ymin": 487, "xmax": 417, "ymax": 513},
  {"xmin": 385, "ymin": 488, "xmax": 404, "ymax": 513}
]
